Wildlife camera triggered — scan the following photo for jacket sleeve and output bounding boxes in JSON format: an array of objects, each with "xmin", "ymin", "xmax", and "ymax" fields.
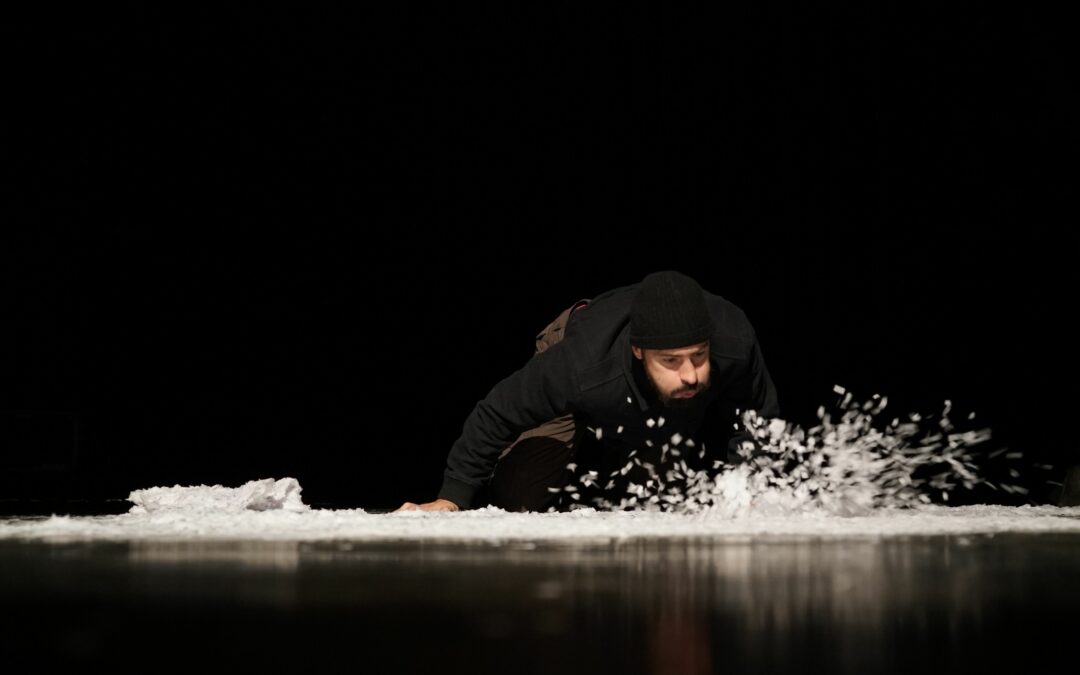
[
  {"xmin": 724, "ymin": 330, "xmax": 781, "ymax": 463},
  {"xmin": 437, "ymin": 346, "xmax": 576, "ymax": 509}
]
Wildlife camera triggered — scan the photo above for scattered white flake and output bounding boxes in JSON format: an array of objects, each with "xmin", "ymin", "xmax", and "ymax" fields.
[
  {"xmin": 685, "ymin": 438, "xmax": 695, "ymax": 447},
  {"xmin": 539, "ymin": 386, "xmax": 1023, "ymax": 518},
  {"xmin": 645, "ymin": 440, "xmax": 653, "ymax": 447},
  {"xmin": 566, "ymin": 463, "xmax": 577, "ymax": 472},
  {"xmin": 617, "ymin": 426, "xmax": 624, "ymax": 434},
  {"xmin": 595, "ymin": 427, "xmax": 603, "ymax": 440},
  {"xmin": 833, "ymin": 384, "xmax": 846, "ymax": 395},
  {"xmin": 1006, "ymin": 452, "xmax": 1023, "ymax": 459},
  {"xmin": 768, "ymin": 419, "xmax": 786, "ymax": 438},
  {"xmin": 658, "ymin": 417, "xmax": 665, "ymax": 428},
  {"xmin": 627, "ymin": 396, "xmax": 633, "ymax": 404},
  {"xmin": 646, "ymin": 418, "xmax": 656, "ymax": 428}
]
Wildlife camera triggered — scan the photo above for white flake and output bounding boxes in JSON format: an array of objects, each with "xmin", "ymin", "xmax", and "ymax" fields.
[{"xmin": 12, "ymin": 390, "xmax": 1032, "ymax": 538}]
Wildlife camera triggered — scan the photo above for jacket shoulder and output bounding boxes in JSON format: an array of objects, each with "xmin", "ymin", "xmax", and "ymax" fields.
[{"xmin": 705, "ymin": 293, "xmax": 758, "ymax": 358}]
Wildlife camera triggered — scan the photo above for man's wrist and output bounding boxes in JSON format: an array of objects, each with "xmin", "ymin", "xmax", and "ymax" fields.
[{"xmin": 437, "ymin": 476, "xmax": 477, "ymax": 510}]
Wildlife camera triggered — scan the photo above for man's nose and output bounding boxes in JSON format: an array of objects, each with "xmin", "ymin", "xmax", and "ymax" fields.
[{"xmin": 679, "ymin": 361, "xmax": 698, "ymax": 384}]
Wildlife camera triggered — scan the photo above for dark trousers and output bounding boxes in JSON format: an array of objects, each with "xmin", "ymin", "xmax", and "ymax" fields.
[{"xmin": 475, "ymin": 299, "xmax": 589, "ymax": 512}]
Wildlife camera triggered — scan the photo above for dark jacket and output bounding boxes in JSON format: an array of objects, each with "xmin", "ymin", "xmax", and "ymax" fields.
[{"xmin": 438, "ymin": 282, "xmax": 780, "ymax": 508}]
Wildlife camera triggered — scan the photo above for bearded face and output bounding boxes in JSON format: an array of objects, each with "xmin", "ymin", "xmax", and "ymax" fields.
[{"xmin": 632, "ymin": 341, "xmax": 712, "ymax": 409}]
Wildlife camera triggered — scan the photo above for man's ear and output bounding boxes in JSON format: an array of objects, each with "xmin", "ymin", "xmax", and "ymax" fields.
[{"xmin": 631, "ymin": 345, "xmax": 644, "ymax": 361}]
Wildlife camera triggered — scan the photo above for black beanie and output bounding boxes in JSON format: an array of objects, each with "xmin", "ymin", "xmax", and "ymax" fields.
[{"xmin": 629, "ymin": 271, "xmax": 715, "ymax": 349}]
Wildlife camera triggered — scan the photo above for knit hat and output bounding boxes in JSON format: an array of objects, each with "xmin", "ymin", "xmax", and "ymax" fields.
[{"xmin": 629, "ymin": 271, "xmax": 715, "ymax": 349}]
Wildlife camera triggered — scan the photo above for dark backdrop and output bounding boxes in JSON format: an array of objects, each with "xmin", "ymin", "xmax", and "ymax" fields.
[{"xmin": 4, "ymin": 4, "xmax": 1075, "ymax": 512}]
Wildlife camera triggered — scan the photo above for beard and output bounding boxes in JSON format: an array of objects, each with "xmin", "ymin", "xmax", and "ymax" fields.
[{"xmin": 651, "ymin": 374, "xmax": 712, "ymax": 410}]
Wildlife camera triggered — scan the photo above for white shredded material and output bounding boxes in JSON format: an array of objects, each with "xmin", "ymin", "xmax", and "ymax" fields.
[
  {"xmin": 563, "ymin": 389, "xmax": 1040, "ymax": 517},
  {"xmin": 2, "ymin": 391, "xmax": 1074, "ymax": 544},
  {"xmin": 1, "ymin": 502, "xmax": 1077, "ymax": 543},
  {"xmin": 128, "ymin": 477, "xmax": 308, "ymax": 514}
]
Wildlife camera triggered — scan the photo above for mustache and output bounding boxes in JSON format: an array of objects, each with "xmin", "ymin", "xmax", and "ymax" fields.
[{"xmin": 672, "ymin": 380, "xmax": 708, "ymax": 396}]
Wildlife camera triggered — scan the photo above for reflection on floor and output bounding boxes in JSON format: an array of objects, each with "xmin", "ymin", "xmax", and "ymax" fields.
[{"xmin": 1, "ymin": 532, "xmax": 1077, "ymax": 673}]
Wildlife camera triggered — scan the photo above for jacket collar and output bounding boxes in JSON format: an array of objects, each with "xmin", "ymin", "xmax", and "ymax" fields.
[{"xmin": 619, "ymin": 327, "xmax": 655, "ymax": 413}]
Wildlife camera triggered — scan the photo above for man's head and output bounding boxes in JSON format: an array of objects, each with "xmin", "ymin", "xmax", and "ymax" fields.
[
  {"xmin": 629, "ymin": 271, "xmax": 715, "ymax": 407},
  {"xmin": 632, "ymin": 341, "xmax": 711, "ymax": 408}
]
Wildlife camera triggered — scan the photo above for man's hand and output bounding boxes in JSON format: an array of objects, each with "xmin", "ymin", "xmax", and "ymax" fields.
[{"xmin": 395, "ymin": 498, "xmax": 460, "ymax": 512}]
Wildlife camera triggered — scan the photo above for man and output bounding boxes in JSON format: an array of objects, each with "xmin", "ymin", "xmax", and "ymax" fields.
[{"xmin": 396, "ymin": 270, "xmax": 780, "ymax": 512}]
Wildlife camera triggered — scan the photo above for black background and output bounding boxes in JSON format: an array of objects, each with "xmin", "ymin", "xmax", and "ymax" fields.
[{"xmin": 4, "ymin": 4, "xmax": 1076, "ymax": 511}]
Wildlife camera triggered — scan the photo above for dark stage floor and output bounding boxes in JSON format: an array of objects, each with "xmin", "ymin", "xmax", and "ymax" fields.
[{"xmin": 1, "ymin": 529, "xmax": 1077, "ymax": 674}]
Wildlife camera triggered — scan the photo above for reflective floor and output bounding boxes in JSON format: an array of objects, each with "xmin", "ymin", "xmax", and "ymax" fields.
[{"xmin": 1, "ymin": 530, "xmax": 1077, "ymax": 673}]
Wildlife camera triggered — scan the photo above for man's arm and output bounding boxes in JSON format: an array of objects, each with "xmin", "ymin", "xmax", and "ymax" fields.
[{"xmin": 398, "ymin": 346, "xmax": 576, "ymax": 511}]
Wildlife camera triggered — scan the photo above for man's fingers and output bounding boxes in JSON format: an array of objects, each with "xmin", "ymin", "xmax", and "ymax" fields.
[{"xmin": 394, "ymin": 500, "xmax": 458, "ymax": 512}]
